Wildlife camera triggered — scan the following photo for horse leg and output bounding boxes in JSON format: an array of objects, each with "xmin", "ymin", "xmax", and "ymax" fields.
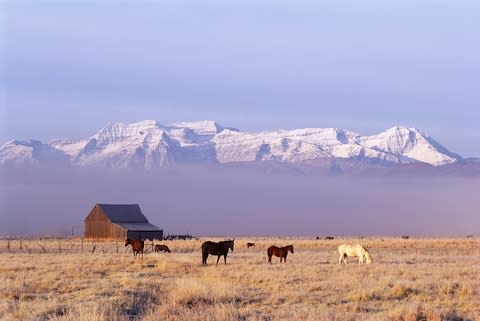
[
  {"xmin": 216, "ymin": 255, "xmax": 221, "ymax": 265},
  {"xmin": 223, "ymin": 254, "xmax": 227, "ymax": 265}
]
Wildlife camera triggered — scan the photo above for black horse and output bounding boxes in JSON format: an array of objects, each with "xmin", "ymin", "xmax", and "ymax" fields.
[{"xmin": 201, "ymin": 240, "xmax": 234, "ymax": 265}]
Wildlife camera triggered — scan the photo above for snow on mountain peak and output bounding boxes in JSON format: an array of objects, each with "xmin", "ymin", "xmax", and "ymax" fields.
[
  {"xmin": 170, "ymin": 120, "xmax": 234, "ymax": 136},
  {"xmin": 362, "ymin": 126, "xmax": 458, "ymax": 166},
  {"xmin": 0, "ymin": 120, "xmax": 461, "ymax": 168}
]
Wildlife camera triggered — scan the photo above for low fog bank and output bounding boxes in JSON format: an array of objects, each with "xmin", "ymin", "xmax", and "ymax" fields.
[{"xmin": 1, "ymin": 165, "xmax": 479, "ymax": 237}]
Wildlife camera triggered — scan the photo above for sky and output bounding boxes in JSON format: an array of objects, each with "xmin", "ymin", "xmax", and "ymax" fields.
[{"xmin": 1, "ymin": 1, "xmax": 479, "ymax": 157}]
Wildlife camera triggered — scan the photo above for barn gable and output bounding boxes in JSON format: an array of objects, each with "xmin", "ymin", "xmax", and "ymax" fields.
[{"xmin": 84, "ymin": 204, "xmax": 163, "ymax": 240}]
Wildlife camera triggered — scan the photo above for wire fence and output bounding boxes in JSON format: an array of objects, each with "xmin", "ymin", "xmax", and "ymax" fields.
[{"xmin": 0, "ymin": 237, "xmax": 161, "ymax": 255}]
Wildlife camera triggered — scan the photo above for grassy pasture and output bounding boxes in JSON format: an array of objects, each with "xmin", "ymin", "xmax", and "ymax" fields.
[{"xmin": 0, "ymin": 237, "xmax": 478, "ymax": 321}]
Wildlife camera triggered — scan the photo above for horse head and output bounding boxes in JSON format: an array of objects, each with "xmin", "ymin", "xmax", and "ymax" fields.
[
  {"xmin": 125, "ymin": 239, "xmax": 131, "ymax": 247},
  {"xmin": 229, "ymin": 239, "xmax": 234, "ymax": 251},
  {"xmin": 365, "ymin": 251, "xmax": 373, "ymax": 264},
  {"xmin": 288, "ymin": 245, "xmax": 294, "ymax": 253}
]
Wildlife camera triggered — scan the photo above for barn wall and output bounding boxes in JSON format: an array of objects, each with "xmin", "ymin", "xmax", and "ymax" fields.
[
  {"xmin": 85, "ymin": 205, "xmax": 126, "ymax": 240},
  {"xmin": 111, "ymin": 223, "xmax": 128, "ymax": 240}
]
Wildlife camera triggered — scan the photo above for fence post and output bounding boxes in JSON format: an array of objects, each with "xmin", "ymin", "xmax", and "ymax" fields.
[{"xmin": 7, "ymin": 239, "xmax": 10, "ymax": 253}]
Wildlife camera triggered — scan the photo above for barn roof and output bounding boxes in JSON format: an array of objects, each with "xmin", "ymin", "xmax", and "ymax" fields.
[
  {"xmin": 115, "ymin": 222, "xmax": 163, "ymax": 232},
  {"xmin": 98, "ymin": 204, "xmax": 149, "ymax": 223}
]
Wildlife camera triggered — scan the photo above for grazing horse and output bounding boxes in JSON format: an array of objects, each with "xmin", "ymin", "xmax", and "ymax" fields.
[
  {"xmin": 125, "ymin": 239, "xmax": 144, "ymax": 259},
  {"xmin": 246, "ymin": 242, "xmax": 255, "ymax": 248},
  {"xmin": 267, "ymin": 245, "xmax": 294, "ymax": 263},
  {"xmin": 155, "ymin": 244, "xmax": 171, "ymax": 253},
  {"xmin": 201, "ymin": 240, "xmax": 234, "ymax": 265},
  {"xmin": 338, "ymin": 244, "xmax": 372, "ymax": 264}
]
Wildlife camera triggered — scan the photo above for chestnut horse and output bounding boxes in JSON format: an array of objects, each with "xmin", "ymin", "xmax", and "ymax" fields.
[
  {"xmin": 125, "ymin": 239, "xmax": 144, "ymax": 259},
  {"xmin": 155, "ymin": 244, "xmax": 171, "ymax": 253},
  {"xmin": 267, "ymin": 245, "xmax": 294, "ymax": 263},
  {"xmin": 201, "ymin": 240, "xmax": 234, "ymax": 265}
]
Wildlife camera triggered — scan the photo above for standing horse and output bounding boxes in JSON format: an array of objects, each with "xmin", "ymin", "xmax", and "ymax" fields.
[
  {"xmin": 267, "ymin": 245, "xmax": 294, "ymax": 263},
  {"xmin": 338, "ymin": 244, "xmax": 372, "ymax": 264},
  {"xmin": 125, "ymin": 239, "xmax": 144, "ymax": 259},
  {"xmin": 201, "ymin": 240, "xmax": 234, "ymax": 265}
]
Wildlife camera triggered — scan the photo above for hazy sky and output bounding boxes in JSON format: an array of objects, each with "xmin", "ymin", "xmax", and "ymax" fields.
[
  {"xmin": 2, "ymin": 0, "xmax": 480, "ymax": 158},
  {"xmin": 1, "ymin": 166, "xmax": 479, "ymax": 237}
]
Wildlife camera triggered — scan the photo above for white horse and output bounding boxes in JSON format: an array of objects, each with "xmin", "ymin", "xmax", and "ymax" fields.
[{"xmin": 338, "ymin": 244, "xmax": 372, "ymax": 264}]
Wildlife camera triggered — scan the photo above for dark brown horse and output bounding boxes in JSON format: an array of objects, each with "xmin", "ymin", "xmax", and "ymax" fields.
[
  {"xmin": 155, "ymin": 244, "xmax": 171, "ymax": 253},
  {"xmin": 201, "ymin": 240, "xmax": 234, "ymax": 265},
  {"xmin": 125, "ymin": 239, "xmax": 144, "ymax": 259},
  {"xmin": 246, "ymin": 242, "xmax": 255, "ymax": 248},
  {"xmin": 267, "ymin": 245, "xmax": 294, "ymax": 263}
]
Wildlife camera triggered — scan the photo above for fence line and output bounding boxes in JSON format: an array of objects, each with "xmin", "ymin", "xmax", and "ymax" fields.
[{"xmin": 0, "ymin": 237, "xmax": 163, "ymax": 255}]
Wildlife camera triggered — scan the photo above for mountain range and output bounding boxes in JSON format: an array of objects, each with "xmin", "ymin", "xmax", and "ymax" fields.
[{"xmin": 1, "ymin": 120, "xmax": 476, "ymax": 173}]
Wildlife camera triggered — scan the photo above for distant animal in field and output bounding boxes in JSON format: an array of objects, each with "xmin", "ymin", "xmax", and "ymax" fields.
[
  {"xmin": 324, "ymin": 236, "xmax": 335, "ymax": 240},
  {"xmin": 154, "ymin": 244, "xmax": 171, "ymax": 253},
  {"xmin": 125, "ymin": 239, "xmax": 144, "ymax": 259},
  {"xmin": 401, "ymin": 235, "xmax": 409, "ymax": 239},
  {"xmin": 267, "ymin": 245, "xmax": 294, "ymax": 263},
  {"xmin": 201, "ymin": 240, "xmax": 234, "ymax": 265},
  {"xmin": 247, "ymin": 242, "xmax": 255, "ymax": 248},
  {"xmin": 338, "ymin": 244, "xmax": 372, "ymax": 264}
]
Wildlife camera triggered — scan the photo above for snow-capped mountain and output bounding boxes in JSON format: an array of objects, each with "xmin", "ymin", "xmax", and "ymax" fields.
[{"xmin": 0, "ymin": 120, "xmax": 461, "ymax": 169}]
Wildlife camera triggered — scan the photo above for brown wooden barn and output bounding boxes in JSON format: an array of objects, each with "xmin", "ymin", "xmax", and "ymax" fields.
[{"xmin": 84, "ymin": 204, "xmax": 163, "ymax": 240}]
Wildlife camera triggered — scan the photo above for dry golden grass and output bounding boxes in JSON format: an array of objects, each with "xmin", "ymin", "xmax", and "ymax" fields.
[{"xmin": 0, "ymin": 237, "xmax": 478, "ymax": 321}]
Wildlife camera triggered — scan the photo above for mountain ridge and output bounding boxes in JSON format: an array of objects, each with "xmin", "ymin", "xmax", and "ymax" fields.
[{"xmin": 0, "ymin": 120, "xmax": 463, "ymax": 169}]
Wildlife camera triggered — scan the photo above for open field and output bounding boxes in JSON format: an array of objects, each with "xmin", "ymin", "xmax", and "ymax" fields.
[{"xmin": 0, "ymin": 237, "xmax": 479, "ymax": 321}]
